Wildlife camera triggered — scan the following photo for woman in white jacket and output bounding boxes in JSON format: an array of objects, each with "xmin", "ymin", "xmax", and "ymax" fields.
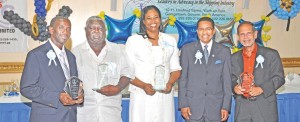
[{"xmin": 125, "ymin": 5, "xmax": 182, "ymax": 122}]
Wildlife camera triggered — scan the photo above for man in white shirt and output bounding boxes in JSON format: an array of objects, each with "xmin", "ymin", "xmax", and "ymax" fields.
[{"xmin": 72, "ymin": 16, "xmax": 133, "ymax": 122}]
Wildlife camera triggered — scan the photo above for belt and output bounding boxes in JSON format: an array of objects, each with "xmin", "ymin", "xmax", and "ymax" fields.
[{"xmin": 241, "ymin": 96, "xmax": 257, "ymax": 101}]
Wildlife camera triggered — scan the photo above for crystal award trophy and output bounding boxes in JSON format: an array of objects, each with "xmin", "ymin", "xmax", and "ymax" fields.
[
  {"xmin": 93, "ymin": 64, "xmax": 109, "ymax": 91},
  {"xmin": 239, "ymin": 72, "xmax": 256, "ymax": 100},
  {"xmin": 153, "ymin": 65, "xmax": 166, "ymax": 91},
  {"xmin": 64, "ymin": 76, "xmax": 82, "ymax": 100}
]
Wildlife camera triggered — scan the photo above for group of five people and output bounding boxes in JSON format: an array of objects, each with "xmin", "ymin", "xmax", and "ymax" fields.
[{"xmin": 20, "ymin": 5, "xmax": 285, "ymax": 122}]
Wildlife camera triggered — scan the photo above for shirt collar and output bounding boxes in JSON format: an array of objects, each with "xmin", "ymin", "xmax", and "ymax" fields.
[
  {"xmin": 145, "ymin": 32, "xmax": 164, "ymax": 46},
  {"xmin": 242, "ymin": 43, "xmax": 258, "ymax": 57},
  {"xmin": 49, "ymin": 39, "xmax": 66, "ymax": 56},
  {"xmin": 84, "ymin": 39, "xmax": 111, "ymax": 58},
  {"xmin": 200, "ymin": 39, "xmax": 213, "ymax": 52}
]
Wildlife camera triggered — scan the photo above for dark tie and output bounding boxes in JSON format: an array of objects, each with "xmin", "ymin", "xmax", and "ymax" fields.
[
  {"xmin": 204, "ymin": 45, "xmax": 209, "ymax": 64},
  {"xmin": 59, "ymin": 52, "xmax": 70, "ymax": 80}
]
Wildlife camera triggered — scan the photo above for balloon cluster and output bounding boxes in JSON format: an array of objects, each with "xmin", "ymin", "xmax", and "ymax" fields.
[
  {"xmin": 280, "ymin": 0, "xmax": 294, "ymax": 12},
  {"xmin": 32, "ymin": 16, "xmax": 49, "ymax": 41},
  {"xmin": 234, "ymin": 13, "xmax": 243, "ymax": 22},
  {"xmin": 261, "ymin": 16, "xmax": 272, "ymax": 46},
  {"xmin": 269, "ymin": 0, "xmax": 300, "ymax": 20},
  {"xmin": 56, "ymin": 6, "xmax": 73, "ymax": 18},
  {"xmin": 168, "ymin": 15, "xmax": 176, "ymax": 26},
  {"xmin": 132, "ymin": 8, "xmax": 141, "ymax": 18},
  {"xmin": 269, "ymin": 0, "xmax": 300, "ymax": 31},
  {"xmin": 3, "ymin": 10, "xmax": 32, "ymax": 36},
  {"xmin": 34, "ymin": 0, "xmax": 47, "ymax": 17},
  {"xmin": 2, "ymin": 5, "xmax": 73, "ymax": 42}
]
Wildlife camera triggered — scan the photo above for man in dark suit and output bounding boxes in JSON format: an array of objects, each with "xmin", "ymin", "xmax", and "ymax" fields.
[
  {"xmin": 179, "ymin": 17, "xmax": 232, "ymax": 122},
  {"xmin": 20, "ymin": 16, "xmax": 83, "ymax": 122},
  {"xmin": 231, "ymin": 21, "xmax": 285, "ymax": 122}
]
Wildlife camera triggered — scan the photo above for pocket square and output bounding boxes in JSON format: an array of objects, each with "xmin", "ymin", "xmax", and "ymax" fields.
[{"xmin": 215, "ymin": 60, "xmax": 222, "ymax": 64}]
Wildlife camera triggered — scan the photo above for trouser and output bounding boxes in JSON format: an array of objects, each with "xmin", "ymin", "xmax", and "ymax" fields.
[
  {"xmin": 187, "ymin": 112, "xmax": 219, "ymax": 122},
  {"xmin": 235, "ymin": 100, "xmax": 265, "ymax": 122}
]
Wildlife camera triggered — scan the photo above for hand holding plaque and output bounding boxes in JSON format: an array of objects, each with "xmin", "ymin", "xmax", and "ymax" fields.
[
  {"xmin": 240, "ymin": 72, "xmax": 255, "ymax": 99},
  {"xmin": 93, "ymin": 64, "xmax": 109, "ymax": 91},
  {"xmin": 153, "ymin": 65, "xmax": 166, "ymax": 91},
  {"xmin": 64, "ymin": 76, "xmax": 83, "ymax": 100},
  {"xmin": 160, "ymin": 82, "xmax": 173, "ymax": 94}
]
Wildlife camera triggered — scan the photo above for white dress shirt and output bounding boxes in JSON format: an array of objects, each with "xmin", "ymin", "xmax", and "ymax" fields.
[
  {"xmin": 200, "ymin": 39, "xmax": 213, "ymax": 54},
  {"xmin": 49, "ymin": 39, "xmax": 70, "ymax": 79},
  {"xmin": 72, "ymin": 40, "xmax": 134, "ymax": 122}
]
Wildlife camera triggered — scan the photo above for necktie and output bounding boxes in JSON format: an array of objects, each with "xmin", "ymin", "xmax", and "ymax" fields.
[
  {"xmin": 204, "ymin": 45, "xmax": 209, "ymax": 64},
  {"xmin": 59, "ymin": 52, "xmax": 70, "ymax": 80}
]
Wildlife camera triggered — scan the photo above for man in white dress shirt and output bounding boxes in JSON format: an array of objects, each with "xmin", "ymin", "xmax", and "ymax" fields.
[{"xmin": 72, "ymin": 16, "xmax": 133, "ymax": 122}]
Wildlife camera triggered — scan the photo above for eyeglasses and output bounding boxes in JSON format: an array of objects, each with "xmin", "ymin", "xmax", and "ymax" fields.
[
  {"xmin": 239, "ymin": 32, "xmax": 253, "ymax": 37},
  {"xmin": 197, "ymin": 27, "xmax": 213, "ymax": 32}
]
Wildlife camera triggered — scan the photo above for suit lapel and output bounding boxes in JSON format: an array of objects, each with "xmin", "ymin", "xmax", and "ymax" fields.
[
  {"xmin": 237, "ymin": 51, "xmax": 244, "ymax": 72},
  {"xmin": 253, "ymin": 46, "xmax": 263, "ymax": 75},
  {"xmin": 207, "ymin": 41, "xmax": 219, "ymax": 66}
]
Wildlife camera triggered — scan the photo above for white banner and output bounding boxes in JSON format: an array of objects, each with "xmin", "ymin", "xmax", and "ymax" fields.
[
  {"xmin": 123, "ymin": 0, "xmax": 236, "ymax": 34},
  {"xmin": 0, "ymin": 0, "xmax": 28, "ymax": 52}
]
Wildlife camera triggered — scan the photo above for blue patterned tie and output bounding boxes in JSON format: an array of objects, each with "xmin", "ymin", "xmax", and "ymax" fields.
[{"xmin": 204, "ymin": 45, "xmax": 209, "ymax": 64}]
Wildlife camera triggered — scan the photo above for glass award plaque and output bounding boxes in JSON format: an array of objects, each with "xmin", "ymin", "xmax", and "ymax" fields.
[
  {"xmin": 93, "ymin": 64, "xmax": 109, "ymax": 91},
  {"xmin": 153, "ymin": 65, "xmax": 166, "ymax": 91},
  {"xmin": 64, "ymin": 76, "xmax": 82, "ymax": 100}
]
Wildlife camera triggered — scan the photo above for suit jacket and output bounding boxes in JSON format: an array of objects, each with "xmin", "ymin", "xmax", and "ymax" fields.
[
  {"xmin": 178, "ymin": 41, "xmax": 232, "ymax": 121},
  {"xmin": 20, "ymin": 41, "xmax": 78, "ymax": 122},
  {"xmin": 231, "ymin": 46, "xmax": 285, "ymax": 122}
]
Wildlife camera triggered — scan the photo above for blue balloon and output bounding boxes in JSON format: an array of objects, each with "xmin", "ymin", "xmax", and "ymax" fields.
[
  {"xmin": 237, "ymin": 19, "xmax": 265, "ymax": 48},
  {"xmin": 174, "ymin": 20, "xmax": 197, "ymax": 49},
  {"xmin": 105, "ymin": 15, "xmax": 136, "ymax": 44}
]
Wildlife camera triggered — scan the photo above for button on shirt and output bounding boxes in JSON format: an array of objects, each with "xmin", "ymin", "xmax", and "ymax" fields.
[{"xmin": 242, "ymin": 43, "xmax": 258, "ymax": 74}]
